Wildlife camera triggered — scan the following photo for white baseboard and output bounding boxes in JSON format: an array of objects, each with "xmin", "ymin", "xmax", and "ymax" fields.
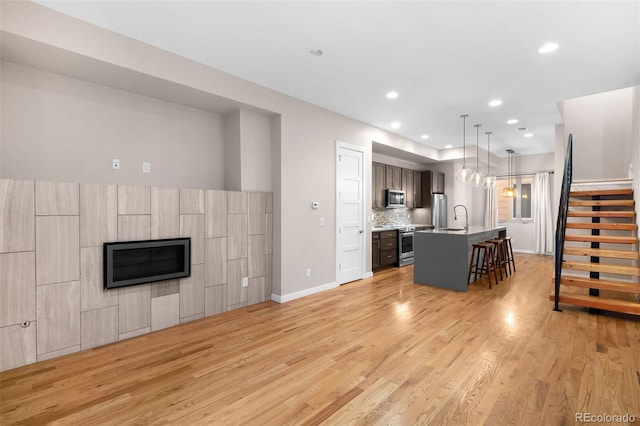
[
  {"xmin": 363, "ymin": 271, "xmax": 373, "ymax": 279},
  {"xmin": 271, "ymin": 281, "xmax": 339, "ymax": 304}
]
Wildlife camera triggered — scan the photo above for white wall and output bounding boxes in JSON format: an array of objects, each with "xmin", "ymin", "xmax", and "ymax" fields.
[
  {"xmin": 1, "ymin": 61, "xmax": 227, "ymax": 189},
  {"xmin": 561, "ymin": 87, "xmax": 635, "ymax": 180},
  {"xmin": 240, "ymin": 109, "xmax": 273, "ymax": 192}
]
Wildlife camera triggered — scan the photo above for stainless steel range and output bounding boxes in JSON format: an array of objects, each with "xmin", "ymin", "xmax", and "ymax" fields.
[{"xmin": 398, "ymin": 225, "xmax": 415, "ymax": 267}]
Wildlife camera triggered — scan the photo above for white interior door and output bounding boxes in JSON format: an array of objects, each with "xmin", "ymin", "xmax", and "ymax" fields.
[{"xmin": 336, "ymin": 142, "xmax": 364, "ymax": 285}]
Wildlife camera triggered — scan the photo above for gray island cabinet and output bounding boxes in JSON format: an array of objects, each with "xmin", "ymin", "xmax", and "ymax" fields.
[{"xmin": 414, "ymin": 226, "xmax": 507, "ymax": 291}]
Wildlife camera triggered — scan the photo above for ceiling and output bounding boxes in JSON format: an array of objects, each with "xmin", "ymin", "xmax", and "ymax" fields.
[{"xmin": 34, "ymin": 1, "xmax": 640, "ymax": 159}]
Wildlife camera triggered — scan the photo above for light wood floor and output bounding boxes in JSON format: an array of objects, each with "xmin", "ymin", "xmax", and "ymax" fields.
[{"xmin": 2, "ymin": 254, "xmax": 639, "ymax": 425}]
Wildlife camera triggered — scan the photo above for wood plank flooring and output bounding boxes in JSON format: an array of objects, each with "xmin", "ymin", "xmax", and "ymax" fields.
[{"xmin": 2, "ymin": 254, "xmax": 639, "ymax": 425}]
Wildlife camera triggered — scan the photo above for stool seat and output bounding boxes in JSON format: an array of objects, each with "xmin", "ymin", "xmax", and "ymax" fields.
[{"xmin": 467, "ymin": 242, "xmax": 499, "ymax": 289}]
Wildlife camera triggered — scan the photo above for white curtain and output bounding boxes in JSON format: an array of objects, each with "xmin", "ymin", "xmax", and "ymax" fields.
[
  {"xmin": 484, "ymin": 185, "xmax": 498, "ymax": 229},
  {"xmin": 534, "ymin": 172, "xmax": 553, "ymax": 253}
]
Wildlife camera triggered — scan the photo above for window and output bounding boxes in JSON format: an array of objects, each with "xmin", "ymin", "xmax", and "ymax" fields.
[{"xmin": 497, "ymin": 176, "xmax": 533, "ymax": 222}]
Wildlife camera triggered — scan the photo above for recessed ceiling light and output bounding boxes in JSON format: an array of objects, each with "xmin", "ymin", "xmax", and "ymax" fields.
[
  {"xmin": 308, "ymin": 49, "xmax": 324, "ymax": 56},
  {"xmin": 445, "ymin": 144, "xmax": 453, "ymax": 149},
  {"xmin": 538, "ymin": 43, "xmax": 559, "ymax": 54},
  {"xmin": 524, "ymin": 133, "xmax": 534, "ymax": 138},
  {"xmin": 489, "ymin": 99, "xmax": 503, "ymax": 107},
  {"xmin": 507, "ymin": 119, "xmax": 519, "ymax": 124},
  {"xmin": 390, "ymin": 121, "xmax": 402, "ymax": 129},
  {"xmin": 386, "ymin": 91, "xmax": 399, "ymax": 99},
  {"xmin": 420, "ymin": 134, "xmax": 429, "ymax": 139}
]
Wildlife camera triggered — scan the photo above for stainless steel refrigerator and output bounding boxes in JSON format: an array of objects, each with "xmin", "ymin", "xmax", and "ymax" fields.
[{"xmin": 432, "ymin": 194, "xmax": 447, "ymax": 229}]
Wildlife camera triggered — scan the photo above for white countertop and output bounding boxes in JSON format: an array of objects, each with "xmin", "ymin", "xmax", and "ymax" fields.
[{"xmin": 419, "ymin": 226, "xmax": 506, "ymax": 235}]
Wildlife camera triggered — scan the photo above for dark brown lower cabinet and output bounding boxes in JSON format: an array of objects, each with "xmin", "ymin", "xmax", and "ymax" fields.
[
  {"xmin": 372, "ymin": 232, "xmax": 380, "ymax": 269},
  {"xmin": 374, "ymin": 230, "xmax": 397, "ymax": 269}
]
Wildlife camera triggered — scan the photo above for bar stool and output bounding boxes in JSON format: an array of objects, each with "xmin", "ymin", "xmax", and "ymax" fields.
[
  {"xmin": 488, "ymin": 238, "xmax": 507, "ymax": 279},
  {"xmin": 504, "ymin": 236, "xmax": 516, "ymax": 274},
  {"xmin": 467, "ymin": 242, "xmax": 499, "ymax": 289}
]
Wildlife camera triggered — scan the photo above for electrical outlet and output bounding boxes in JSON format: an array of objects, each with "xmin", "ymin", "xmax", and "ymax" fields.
[
  {"xmin": 112, "ymin": 159, "xmax": 120, "ymax": 169},
  {"xmin": 306, "ymin": 268, "xmax": 311, "ymax": 278},
  {"xmin": 142, "ymin": 162, "xmax": 151, "ymax": 173},
  {"xmin": 242, "ymin": 277, "xmax": 248, "ymax": 287},
  {"xmin": 320, "ymin": 217, "xmax": 325, "ymax": 226}
]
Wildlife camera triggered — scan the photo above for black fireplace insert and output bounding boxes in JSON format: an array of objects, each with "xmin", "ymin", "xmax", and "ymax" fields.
[{"xmin": 103, "ymin": 238, "xmax": 191, "ymax": 289}]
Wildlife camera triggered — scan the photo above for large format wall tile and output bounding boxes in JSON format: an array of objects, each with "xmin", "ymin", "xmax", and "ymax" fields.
[
  {"xmin": 0, "ymin": 323, "xmax": 36, "ymax": 371},
  {"xmin": 227, "ymin": 258, "xmax": 247, "ymax": 307},
  {"xmin": 118, "ymin": 284, "xmax": 151, "ymax": 334},
  {"xmin": 181, "ymin": 214, "xmax": 204, "ymax": 264},
  {"xmin": 180, "ymin": 264, "xmax": 204, "ymax": 318},
  {"xmin": 248, "ymin": 235, "xmax": 266, "ymax": 278},
  {"xmin": 205, "ymin": 190, "xmax": 227, "ymax": 238},
  {"xmin": 118, "ymin": 215, "xmax": 151, "ymax": 241},
  {"xmin": 80, "ymin": 183, "xmax": 117, "ymax": 247},
  {"xmin": 151, "ymin": 187, "xmax": 179, "ymax": 239},
  {"xmin": 266, "ymin": 214, "xmax": 273, "ymax": 255},
  {"xmin": 228, "ymin": 214, "xmax": 248, "ymax": 260},
  {"xmin": 36, "ymin": 216, "xmax": 80, "ymax": 285},
  {"xmin": 35, "ymin": 181, "xmax": 79, "ymax": 216},
  {"xmin": 248, "ymin": 192, "xmax": 266, "ymax": 235},
  {"xmin": 151, "ymin": 293, "xmax": 179, "ymax": 331},
  {"xmin": 180, "ymin": 188, "xmax": 205, "ymax": 214},
  {"xmin": 36, "ymin": 281, "xmax": 80, "ymax": 355},
  {"xmin": 180, "ymin": 264, "xmax": 204, "ymax": 319},
  {"xmin": 0, "ymin": 179, "xmax": 35, "ymax": 253},
  {"xmin": 228, "ymin": 191, "xmax": 247, "ymax": 214},
  {"xmin": 118, "ymin": 185, "xmax": 150, "ymax": 215},
  {"xmin": 119, "ymin": 327, "xmax": 150, "ymax": 341},
  {"xmin": 151, "ymin": 280, "xmax": 180, "ymax": 298},
  {"xmin": 248, "ymin": 277, "xmax": 266, "ymax": 305},
  {"xmin": 0, "ymin": 252, "xmax": 36, "ymax": 327},
  {"xmin": 266, "ymin": 254, "xmax": 273, "ymax": 301},
  {"xmin": 81, "ymin": 305, "xmax": 117, "ymax": 350},
  {"xmin": 205, "ymin": 284, "xmax": 226, "ymax": 317},
  {"xmin": 37, "ymin": 345, "xmax": 80, "ymax": 362},
  {"xmin": 80, "ymin": 247, "xmax": 117, "ymax": 312},
  {"xmin": 205, "ymin": 237, "xmax": 227, "ymax": 287}
]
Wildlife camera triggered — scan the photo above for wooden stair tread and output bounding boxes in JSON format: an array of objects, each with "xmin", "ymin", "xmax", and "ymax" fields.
[
  {"xmin": 569, "ymin": 188, "xmax": 633, "ymax": 197},
  {"xmin": 567, "ymin": 211, "xmax": 635, "ymax": 218},
  {"xmin": 549, "ymin": 293, "xmax": 640, "ymax": 315},
  {"xmin": 562, "ymin": 261, "xmax": 640, "ymax": 276},
  {"xmin": 563, "ymin": 247, "xmax": 639, "ymax": 260},
  {"xmin": 565, "ymin": 222, "xmax": 637, "ymax": 231},
  {"xmin": 553, "ymin": 275, "xmax": 640, "ymax": 294},
  {"xmin": 565, "ymin": 234, "xmax": 637, "ymax": 244},
  {"xmin": 569, "ymin": 199, "xmax": 634, "ymax": 207}
]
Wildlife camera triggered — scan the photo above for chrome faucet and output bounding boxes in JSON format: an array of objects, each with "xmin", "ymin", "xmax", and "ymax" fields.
[{"xmin": 453, "ymin": 204, "xmax": 469, "ymax": 230}]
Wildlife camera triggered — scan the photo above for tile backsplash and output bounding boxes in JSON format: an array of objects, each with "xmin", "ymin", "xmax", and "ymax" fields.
[{"xmin": 372, "ymin": 208, "xmax": 410, "ymax": 227}]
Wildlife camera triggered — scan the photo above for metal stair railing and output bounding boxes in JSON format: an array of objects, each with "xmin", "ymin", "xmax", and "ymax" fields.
[{"xmin": 554, "ymin": 135, "xmax": 573, "ymax": 312}]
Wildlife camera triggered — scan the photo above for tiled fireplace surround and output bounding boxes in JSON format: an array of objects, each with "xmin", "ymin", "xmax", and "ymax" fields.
[{"xmin": 0, "ymin": 179, "xmax": 273, "ymax": 372}]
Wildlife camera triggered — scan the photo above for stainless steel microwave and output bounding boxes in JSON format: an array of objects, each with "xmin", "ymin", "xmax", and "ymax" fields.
[{"xmin": 385, "ymin": 189, "xmax": 405, "ymax": 208}]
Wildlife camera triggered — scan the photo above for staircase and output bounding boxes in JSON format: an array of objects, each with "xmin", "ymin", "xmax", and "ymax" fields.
[{"xmin": 551, "ymin": 187, "xmax": 640, "ymax": 315}]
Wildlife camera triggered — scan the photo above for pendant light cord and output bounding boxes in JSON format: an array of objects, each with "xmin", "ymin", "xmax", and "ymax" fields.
[
  {"xmin": 486, "ymin": 132, "xmax": 491, "ymax": 174},
  {"xmin": 461, "ymin": 115, "xmax": 468, "ymax": 168},
  {"xmin": 474, "ymin": 124, "xmax": 481, "ymax": 169}
]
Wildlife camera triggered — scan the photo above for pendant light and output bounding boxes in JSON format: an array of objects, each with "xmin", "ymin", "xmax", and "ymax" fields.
[
  {"xmin": 470, "ymin": 124, "xmax": 487, "ymax": 187},
  {"xmin": 455, "ymin": 114, "xmax": 472, "ymax": 183},
  {"xmin": 503, "ymin": 149, "xmax": 516, "ymax": 197},
  {"xmin": 484, "ymin": 132, "xmax": 496, "ymax": 189}
]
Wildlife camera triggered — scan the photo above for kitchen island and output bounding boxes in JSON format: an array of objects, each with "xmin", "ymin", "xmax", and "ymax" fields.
[{"xmin": 414, "ymin": 226, "xmax": 507, "ymax": 291}]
